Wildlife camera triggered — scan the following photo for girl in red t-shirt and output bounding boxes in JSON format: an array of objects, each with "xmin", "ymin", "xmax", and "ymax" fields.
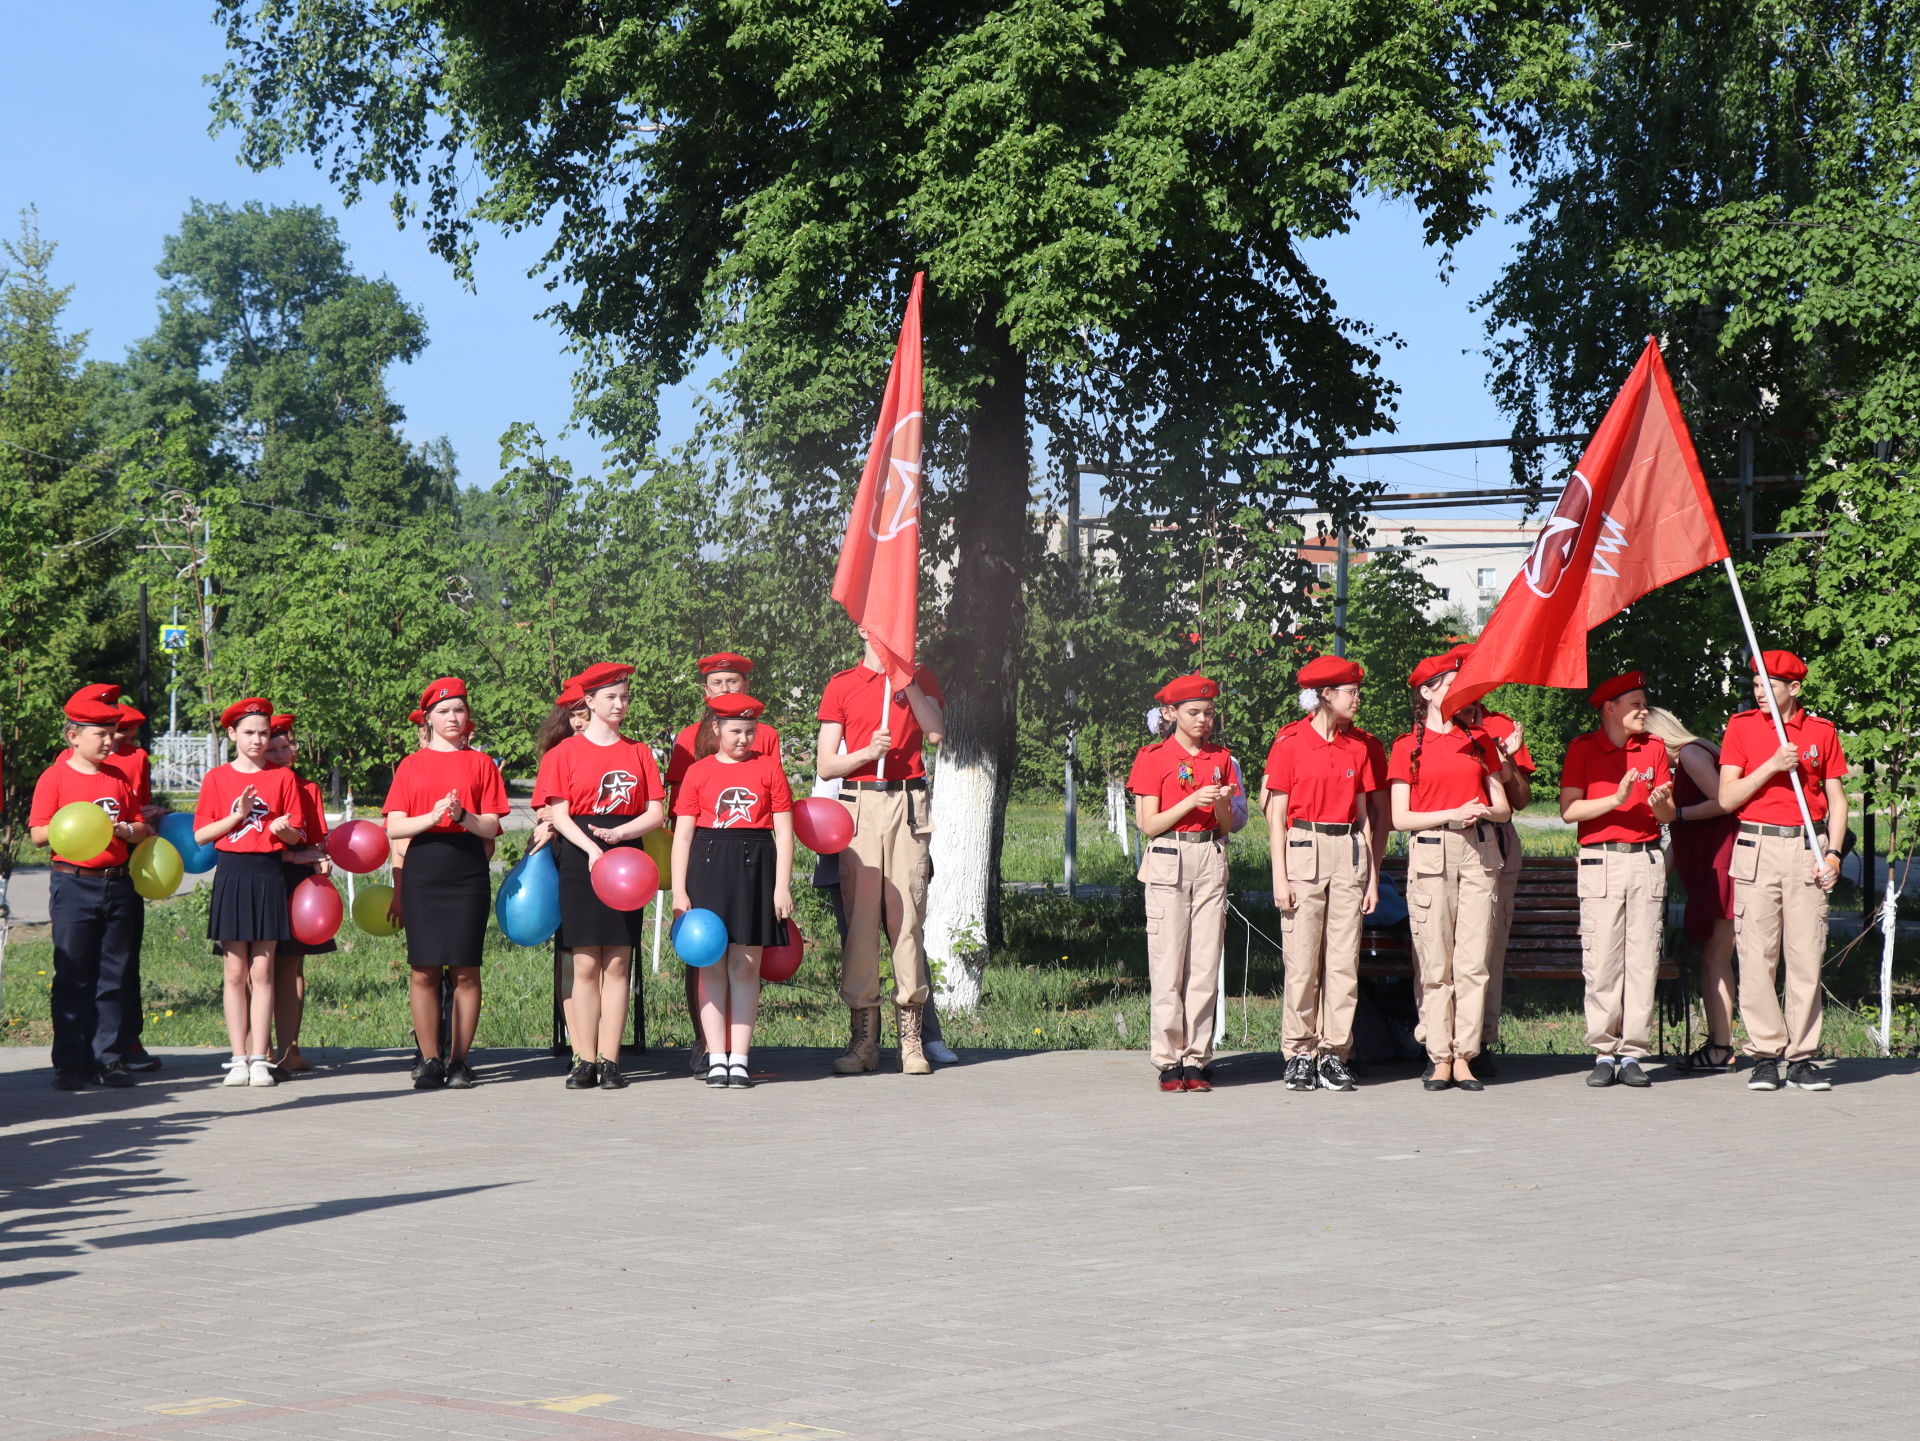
[
  {"xmin": 669, "ymin": 694, "xmax": 795, "ymax": 1088},
  {"xmin": 529, "ymin": 681, "xmax": 589, "ymax": 1060},
  {"xmin": 265, "ymin": 716, "xmax": 332, "ymax": 1078},
  {"xmin": 532, "ymin": 662, "xmax": 666, "ymax": 1091},
  {"xmin": 384, "ymin": 678, "xmax": 511, "ymax": 1090},
  {"xmin": 194, "ymin": 698, "xmax": 308, "ymax": 1088},
  {"xmin": 1386, "ymin": 656, "xmax": 1511, "ymax": 1093}
]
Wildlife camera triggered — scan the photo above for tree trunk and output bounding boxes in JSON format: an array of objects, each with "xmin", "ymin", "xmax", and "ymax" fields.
[{"xmin": 927, "ymin": 308, "xmax": 1027, "ymax": 1011}]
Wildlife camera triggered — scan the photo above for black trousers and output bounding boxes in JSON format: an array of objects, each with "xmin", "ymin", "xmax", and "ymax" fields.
[{"xmin": 49, "ymin": 871, "xmax": 141, "ymax": 1073}]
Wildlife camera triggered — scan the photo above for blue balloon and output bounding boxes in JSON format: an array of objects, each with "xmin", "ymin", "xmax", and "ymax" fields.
[
  {"xmin": 157, "ymin": 811, "xmax": 218, "ymax": 874},
  {"xmin": 495, "ymin": 845, "xmax": 561, "ymax": 947},
  {"xmin": 671, "ymin": 908, "xmax": 729, "ymax": 968}
]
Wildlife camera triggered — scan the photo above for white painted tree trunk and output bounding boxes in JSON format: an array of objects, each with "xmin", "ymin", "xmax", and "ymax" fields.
[{"xmin": 928, "ymin": 753, "xmax": 999, "ymax": 1012}]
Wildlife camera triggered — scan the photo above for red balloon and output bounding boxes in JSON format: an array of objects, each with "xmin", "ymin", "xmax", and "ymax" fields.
[
  {"xmin": 760, "ymin": 921, "xmax": 804, "ymax": 983},
  {"xmin": 325, "ymin": 819, "xmax": 391, "ymax": 875},
  {"xmin": 792, "ymin": 797, "xmax": 853, "ymax": 855},
  {"xmin": 289, "ymin": 875, "xmax": 344, "ymax": 946},
  {"xmin": 590, "ymin": 847, "xmax": 660, "ymax": 912}
]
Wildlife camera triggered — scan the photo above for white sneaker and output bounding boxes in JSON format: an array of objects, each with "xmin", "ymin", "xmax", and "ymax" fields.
[
  {"xmin": 247, "ymin": 1059, "xmax": 278, "ymax": 1087},
  {"xmin": 220, "ymin": 1057, "xmax": 250, "ymax": 1087},
  {"xmin": 925, "ymin": 1040, "xmax": 959, "ymax": 1065}
]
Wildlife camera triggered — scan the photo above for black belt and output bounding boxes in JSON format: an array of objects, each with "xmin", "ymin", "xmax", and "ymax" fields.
[
  {"xmin": 841, "ymin": 778, "xmax": 929, "ymax": 792},
  {"xmin": 1172, "ymin": 830, "xmax": 1224, "ymax": 843},
  {"xmin": 1290, "ymin": 820, "xmax": 1356, "ymax": 836},
  {"xmin": 1739, "ymin": 821, "xmax": 1813, "ymax": 839},
  {"xmin": 1581, "ymin": 840, "xmax": 1658, "ymax": 853},
  {"xmin": 51, "ymin": 860, "xmax": 129, "ymax": 878}
]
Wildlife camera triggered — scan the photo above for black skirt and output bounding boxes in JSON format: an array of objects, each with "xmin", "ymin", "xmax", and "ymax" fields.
[
  {"xmin": 686, "ymin": 828, "xmax": 789, "ymax": 950},
  {"xmin": 207, "ymin": 851, "xmax": 292, "ymax": 944},
  {"xmin": 277, "ymin": 861, "xmax": 338, "ymax": 957},
  {"xmin": 553, "ymin": 815, "xmax": 650, "ymax": 949},
  {"xmin": 403, "ymin": 832, "xmax": 491, "ymax": 969}
]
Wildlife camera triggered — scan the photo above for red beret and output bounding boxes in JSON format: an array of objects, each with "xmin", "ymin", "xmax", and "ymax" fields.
[
  {"xmin": 1155, "ymin": 674, "xmax": 1219, "ymax": 706},
  {"xmin": 556, "ymin": 680, "xmax": 585, "ymax": 708},
  {"xmin": 63, "ymin": 688, "xmax": 122, "ymax": 726},
  {"xmin": 220, "ymin": 697, "xmax": 273, "ymax": 729},
  {"xmin": 1298, "ymin": 656, "xmax": 1364, "ymax": 690},
  {"xmin": 117, "ymin": 703, "xmax": 146, "ymax": 727},
  {"xmin": 1444, "ymin": 642, "xmax": 1477, "ymax": 661},
  {"xmin": 269, "ymin": 713, "xmax": 297, "ymax": 736},
  {"xmin": 573, "ymin": 662, "xmax": 635, "ymax": 694},
  {"xmin": 697, "ymin": 652, "xmax": 754, "ymax": 676},
  {"xmin": 419, "ymin": 676, "xmax": 468, "ymax": 712},
  {"xmin": 1750, "ymin": 650, "xmax": 1808, "ymax": 682},
  {"xmin": 1588, "ymin": 671, "xmax": 1648, "ymax": 708},
  {"xmin": 408, "ymin": 708, "xmax": 425, "ymax": 726},
  {"xmin": 1408, "ymin": 654, "xmax": 1460, "ymax": 689},
  {"xmin": 707, "ymin": 693, "xmax": 765, "ymax": 720}
]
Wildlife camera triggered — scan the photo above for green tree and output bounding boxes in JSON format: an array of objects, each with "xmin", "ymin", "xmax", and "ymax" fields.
[{"xmin": 213, "ymin": 0, "xmax": 1580, "ymax": 990}]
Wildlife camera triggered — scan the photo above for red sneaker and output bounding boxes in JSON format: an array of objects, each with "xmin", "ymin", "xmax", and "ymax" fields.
[
  {"xmin": 1182, "ymin": 1066, "xmax": 1212, "ymax": 1092},
  {"xmin": 1158, "ymin": 1066, "xmax": 1185, "ymax": 1092}
]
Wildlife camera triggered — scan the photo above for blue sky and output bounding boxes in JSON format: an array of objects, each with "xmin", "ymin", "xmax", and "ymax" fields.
[{"xmin": 1, "ymin": 5, "xmax": 1548, "ymax": 504}]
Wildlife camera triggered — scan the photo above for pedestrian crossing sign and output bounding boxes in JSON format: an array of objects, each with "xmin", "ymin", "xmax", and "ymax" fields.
[{"xmin": 160, "ymin": 625, "xmax": 188, "ymax": 652}]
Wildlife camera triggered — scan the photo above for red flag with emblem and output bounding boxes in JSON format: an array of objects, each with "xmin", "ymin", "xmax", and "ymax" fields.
[
  {"xmin": 832, "ymin": 273, "xmax": 924, "ymax": 687},
  {"xmin": 1444, "ymin": 339, "xmax": 1731, "ymax": 716}
]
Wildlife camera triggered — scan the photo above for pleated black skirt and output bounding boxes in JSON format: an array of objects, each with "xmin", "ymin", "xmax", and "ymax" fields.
[
  {"xmin": 207, "ymin": 851, "xmax": 291, "ymax": 944},
  {"xmin": 686, "ymin": 828, "xmax": 788, "ymax": 949},
  {"xmin": 402, "ymin": 832, "xmax": 491, "ymax": 969},
  {"xmin": 277, "ymin": 861, "xmax": 338, "ymax": 957},
  {"xmin": 553, "ymin": 815, "xmax": 649, "ymax": 949}
]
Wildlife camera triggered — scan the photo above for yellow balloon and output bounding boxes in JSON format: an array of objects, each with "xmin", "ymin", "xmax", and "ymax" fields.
[
  {"xmin": 642, "ymin": 827, "xmax": 673, "ymax": 885},
  {"xmin": 352, "ymin": 883, "xmax": 401, "ymax": 937},
  {"xmin": 130, "ymin": 837, "xmax": 184, "ymax": 900},
  {"xmin": 49, "ymin": 801, "xmax": 114, "ymax": 864}
]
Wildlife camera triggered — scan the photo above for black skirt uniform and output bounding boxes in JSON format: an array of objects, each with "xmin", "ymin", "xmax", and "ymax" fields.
[
  {"xmin": 402, "ymin": 831, "xmax": 492, "ymax": 968},
  {"xmin": 553, "ymin": 815, "xmax": 650, "ymax": 948},
  {"xmin": 686, "ymin": 828, "xmax": 788, "ymax": 950},
  {"xmin": 207, "ymin": 851, "xmax": 292, "ymax": 943}
]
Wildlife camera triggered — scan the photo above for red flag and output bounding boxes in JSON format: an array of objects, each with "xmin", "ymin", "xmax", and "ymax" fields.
[
  {"xmin": 1445, "ymin": 339, "xmax": 1730, "ymax": 716},
  {"xmin": 832, "ymin": 273, "xmax": 925, "ymax": 687}
]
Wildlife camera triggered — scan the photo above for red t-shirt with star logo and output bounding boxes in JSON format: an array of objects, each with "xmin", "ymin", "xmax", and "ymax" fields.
[
  {"xmin": 193, "ymin": 762, "xmax": 306, "ymax": 854},
  {"xmin": 664, "ymin": 719, "xmax": 782, "ymax": 794},
  {"xmin": 384, "ymin": 746, "xmax": 512, "ymax": 832},
  {"xmin": 533, "ymin": 733, "xmax": 664, "ymax": 817},
  {"xmin": 31, "ymin": 753, "xmax": 138, "ymax": 868},
  {"xmin": 672, "ymin": 754, "xmax": 793, "ymax": 830},
  {"xmin": 102, "ymin": 745, "xmax": 154, "ymax": 809}
]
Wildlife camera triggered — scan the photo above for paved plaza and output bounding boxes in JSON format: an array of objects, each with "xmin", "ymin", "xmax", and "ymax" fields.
[{"xmin": 3, "ymin": 1044, "xmax": 1917, "ymax": 1440}]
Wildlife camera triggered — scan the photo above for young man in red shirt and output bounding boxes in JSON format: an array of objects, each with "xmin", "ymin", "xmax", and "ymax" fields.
[
  {"xmin": 816, "ymin": 626, "xmax": 945, "ymax": 1075},
  {"xmin": 1718, "ymin": 651, "xmax": 1845, "ymax": 1092},
  {"xmin": 29, "ymin": 688, "xmax": 152, "ymax": 1090},
  {"xmin": 1559, "ymin": 672, "xmax": 1676, "ymax": 1088},
  {"xmin": 101, "ymin": 697, "xmax": 167, "ymax": 1072}
]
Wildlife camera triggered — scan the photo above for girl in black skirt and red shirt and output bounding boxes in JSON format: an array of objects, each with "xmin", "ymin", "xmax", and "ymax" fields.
[
  {"xmin": 266, "ymin": 714, "xmax": 332, "ymax": 1078},
  {"xmin": 385, "ymin": 677, "xmax": 511, "ymax": 1090},
  {"xmin": 670, "ymin": 694, "xmax": 795, "ymax": 1089},
  {"xmin": 194, "ymin": 698, "xmax": 308, "ymax": 1088},
  {"xmin": 533, "ymin": 662, "xmax": 666, "ymax": 1090}
]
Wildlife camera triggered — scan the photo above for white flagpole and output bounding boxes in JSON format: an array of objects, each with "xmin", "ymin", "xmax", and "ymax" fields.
[
  {"xmin": 1720, "ymin": 558, "xmax": 1823, "ymax": 856},
  {"xmin": 876, "ymin": 678, "xmax": 892, "ymax": 783}
]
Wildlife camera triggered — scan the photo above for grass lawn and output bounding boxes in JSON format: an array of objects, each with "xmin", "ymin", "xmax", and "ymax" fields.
[{"xmin": 5, "ymin": 800, "xmax": 1915, "ymax": 1059}]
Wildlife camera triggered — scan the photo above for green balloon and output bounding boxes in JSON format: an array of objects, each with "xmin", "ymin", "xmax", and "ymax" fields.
[
  {"xmin": 130, "ymin": 837, "xmax": 184, "ymax": 900},
  {"xmin": 352, "ymin": 883, "xmax": 401, "ymax": 937},
  {"xmin": 48, "ymin": 802, "xmax": 114, "ymax": 864}
]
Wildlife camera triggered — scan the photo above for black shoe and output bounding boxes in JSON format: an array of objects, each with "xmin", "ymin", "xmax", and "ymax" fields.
[
  {"xmin": 124, "ymin": 1048, "xmax": 164, "ymax": 1072},
  {"xmin": 1475, "ymin": 1052, "xmax": 1499, "ymax": 1079},
  {"xmin": 267, "ymin": 1064, "xmax": 292, "ymax": 1084},
  {"xmin": 1587, "ymin": 1059, "xmax": 1618, "ymax": 1088},
  {"xmin": 1423, "ymin": 1067, "xmax": 1453, "ymax": 1092},
  {"xmin": 707, "ymin": 1063, "xmax": 732, "ymax": 1089},
  {"xmin": 94, "ymin": 1061, "xmax": 136, "ymax": 1089},
  {"xmin": 566, "ymin": 1058, "xmax": 598, "ymax": 1090},
  {"xmin": 1747, "ymin": 1057, "xmax": 1783, "ymax": 1091},
  {"xmin": 52, "ymin": 1069, "xmax": 88, "ymax": 1092},
  {"xmin": 413, "ymin": 1056, "xmax": 447, "ymax": 1090},
  {"xmin": 1786, "ymin": 1059, "xmax": 1831, "ymax": 1091},
  {"xmin": 409, "ymin": 1056, "xmax": 429, "ymax": 1084},
  {"xmin": 596, "ymin": 1058, "xmax": 629, "ymax": 1090},
  {"xmin": 445, "ymin": 1059, "xmax": 477, "ymax": 1089},
  {"xmin": 1420, "ymin": 1060, "xmax": 1436, "ymax": 1083},
  {"xmin": 1317, "ymin": 1056, "xmax": 1356, "ymax": 1092},
  {"xmin": 1617, "ymin": 1058, "xmax": 1652, "ymax": 1089},
  {"xmin": 1455, "ymin": 1073, "xmax": 1485, "ymax": 1092},
  {"xmin": 727, "ymin": 1062, "xmax": 754, "ymax": 1089},
  {"xmin": 1282, "ymin": 1055, "xmax": 1316, "ymax": 1092}
]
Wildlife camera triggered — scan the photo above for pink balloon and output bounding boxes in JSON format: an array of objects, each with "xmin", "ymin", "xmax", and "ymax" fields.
[
  {"xmin": 760, "ymin": 921, "xmax": 804, "ymax": 983},
  {"xmin": 289, "ymin": 875, "xmax": 344, "ymax": 946},
  {"xmin": 590, "ymin": 847, "xmax": 660, "ymax": 912},
  {"xmin": 792, "ymin": 797, "xmax": 853, "ymax": 855},
  {"xmin": 325, "ymin": 819, "xmax": 391, "ymax": 874}
]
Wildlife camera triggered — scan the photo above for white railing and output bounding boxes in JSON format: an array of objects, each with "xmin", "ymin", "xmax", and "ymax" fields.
[{"xmin": 152, "ymin": 731, "xmax": 221, "ymax": 795}]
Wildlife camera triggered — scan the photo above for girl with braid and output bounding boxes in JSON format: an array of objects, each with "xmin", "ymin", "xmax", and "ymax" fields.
[{"xmin": 1387, "ymin": 655, "xmax": 1511, "ymax": 1092}]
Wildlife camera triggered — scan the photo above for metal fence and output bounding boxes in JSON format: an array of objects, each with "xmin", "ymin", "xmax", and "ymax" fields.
[{"xmin": 151, "ymin": 731, "xmax": 221, "ymax": 795}]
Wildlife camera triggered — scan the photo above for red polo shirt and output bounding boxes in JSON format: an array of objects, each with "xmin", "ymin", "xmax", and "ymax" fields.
[
  {"xmin": 1261, "ymin": 717, "xmax": 1383, "ymax": 825},
  {"xmin": 817, "ymin": 665, "xmax": 943, "ymax": 782},
  {"xmin": 1720, "ymin": 708, "xmax": 1846, "ymax": 825},
  {"xmin": 30, "ymin": 754, "xmax": 137, "ymax": 868},
  {"xmin": 103, "ymin": 745, "xmax": 153, "ymax": 809},
  {"xmin": 1126, "ymin": 736, "xmax": 1239, "ymax": 834},
  {"xmin": 1386, "ymin": 725, "xmax": 1501, "ymax": 812},
  {"xmin": 1479, "ymin": 710, "xmax": 1535, "ymax": 774},
  {"xmin": 1561, "ymin": 729, "xmax": 1672, "ymax": 844}
]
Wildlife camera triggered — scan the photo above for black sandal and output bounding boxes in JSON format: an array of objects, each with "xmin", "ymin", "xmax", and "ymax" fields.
[{"xmin": 1675, "ymin": 1042, "xmax": 1737, "ymax": 1074}]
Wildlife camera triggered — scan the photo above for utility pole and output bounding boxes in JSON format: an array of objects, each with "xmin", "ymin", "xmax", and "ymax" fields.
[{"xmin": 1063, "ymin": 454, "xmax": 1079, "ymax": 900}]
